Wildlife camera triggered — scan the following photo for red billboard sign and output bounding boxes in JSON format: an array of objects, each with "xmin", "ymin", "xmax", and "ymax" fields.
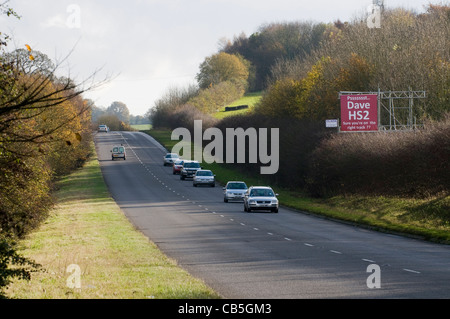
[{"xmin": 340, "ymin": 94, "xmax": 378, "ymax": 132}]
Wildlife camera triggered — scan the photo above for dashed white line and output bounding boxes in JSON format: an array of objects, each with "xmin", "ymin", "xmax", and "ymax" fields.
[
  {"xmin": 403, "ymin": 268, "xmax": 421, "ymax": 274},
  {"xmin": 330, "ymin": 250, "xmax": 342, "ymax": 254},
  {"xmin": 304, "ymin": 243, "xmax": 314, "ymax": 247},
  {"xmin": 362, "ymin": 258, "xmax": 375, "ymax": 263}
]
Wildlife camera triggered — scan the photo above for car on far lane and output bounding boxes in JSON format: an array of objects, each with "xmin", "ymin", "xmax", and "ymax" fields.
[
  {"xmin": 172, "ymin": 159, "xmax": 184, "ymax": 175},
  {"xmin": 111, "ymin": 145, "xmax": 126, "ymax": 160},
  {"xmin": 244, "ymin": 186, "xmax": 279, "ymax": 213},
  {"xmin": 163, "ymin": 153, "xmax": 179, "ymax": 166},
  {"xmin": 193, "ymin": 169, "xmax": 215, "ymax": 187},
  {"xmin": 98, "ymin": 124, "xmax": 109, "ymax": 133},
  {"xmin": 223, "ymin": 181, "xmax": 248, "ymax": 202}
]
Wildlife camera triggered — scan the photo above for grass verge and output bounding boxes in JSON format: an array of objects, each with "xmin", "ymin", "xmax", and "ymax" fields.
[
  {"xmin": 144, "ymin": 128, "xmax": 450, "ymax": 244},
  {"xmin": 6, "ymin": 145, "xmax": 220, "ymax": 299},
  {"xmin": 213, "ymin": 92, "xmax": 262, "ymax": 119}
]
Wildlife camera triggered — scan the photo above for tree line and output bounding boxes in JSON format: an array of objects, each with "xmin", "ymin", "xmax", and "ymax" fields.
[{"xmin": 0, "ymin": 4, "xmax": 103, "ymax": 297}]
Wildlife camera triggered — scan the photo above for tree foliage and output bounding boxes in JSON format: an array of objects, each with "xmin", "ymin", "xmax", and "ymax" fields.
[
  {"xmin": 196, "ymin": 52, "xmax": 249, "ymax": 90},
  {"xmin": 264, "ymin": 6, "xmax": 449, "ymax": 122},
  {"xmin": 0, "ymin": 2, "xmax": 105, "ymax": 296}
]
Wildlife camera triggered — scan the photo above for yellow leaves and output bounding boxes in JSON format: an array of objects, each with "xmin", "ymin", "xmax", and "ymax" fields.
[{"xmin": 25, "ymin": 44, "xmax": 34, "ymax": 61}]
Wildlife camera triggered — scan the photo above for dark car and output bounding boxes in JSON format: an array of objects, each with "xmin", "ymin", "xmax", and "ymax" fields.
[{"xmin": 180, "ymin": 160, "xmax": 201, "ymax": 180}]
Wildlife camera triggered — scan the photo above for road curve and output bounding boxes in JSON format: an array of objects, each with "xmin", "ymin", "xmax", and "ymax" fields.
[{"xmin": 94, "ymin": 131, "xmax": 450, "ymax": 299}]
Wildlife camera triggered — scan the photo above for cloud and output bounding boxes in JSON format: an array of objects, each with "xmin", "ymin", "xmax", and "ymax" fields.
[{"xmin": 41, "ymin": 14, "xmax": 66, "ymax": 28}]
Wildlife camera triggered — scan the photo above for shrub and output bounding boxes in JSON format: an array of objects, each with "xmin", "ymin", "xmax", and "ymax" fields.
[{"xmin": 307, "ymin": 115, "xmax": 450, "ymax": 197}]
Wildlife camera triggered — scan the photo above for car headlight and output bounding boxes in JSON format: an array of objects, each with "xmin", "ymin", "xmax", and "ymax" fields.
[
  {"xmin": 272, "ymin": 200, "xmax": 278, "ymax": 204},
  {"xmin": 249, "ymin": 200, "xmax": 256, "ymax": 204}
]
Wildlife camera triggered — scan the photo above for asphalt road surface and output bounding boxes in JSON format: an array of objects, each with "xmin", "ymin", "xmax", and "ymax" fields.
[{"xmin": 94, "ymin": 131, "xmax": 450, "ymax": 299}]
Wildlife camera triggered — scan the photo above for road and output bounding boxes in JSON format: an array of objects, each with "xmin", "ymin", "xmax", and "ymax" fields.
[{"xmin": 94, "ymin": 131, "xmax": 450, "ymax": 299}]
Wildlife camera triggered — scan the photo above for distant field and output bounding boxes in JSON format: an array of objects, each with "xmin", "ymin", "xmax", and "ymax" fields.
[
  {"xmin": 131, "ymin": 124, "xmax": 152, "ymax": 131},
  {"xmin": 214, "ymin": 92, "xmax": 262, "ymax": 119}
]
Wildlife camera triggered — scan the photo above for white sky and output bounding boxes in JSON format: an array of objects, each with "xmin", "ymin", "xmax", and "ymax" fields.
[{"xmin": 1, "ymin": 0, "xmax": 433, "ymax": 115}]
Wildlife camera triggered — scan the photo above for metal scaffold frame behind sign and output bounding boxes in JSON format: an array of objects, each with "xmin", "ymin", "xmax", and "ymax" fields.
[{"xmin": 339, "ymin": 89, "xmax": 427, "ymax": 132}]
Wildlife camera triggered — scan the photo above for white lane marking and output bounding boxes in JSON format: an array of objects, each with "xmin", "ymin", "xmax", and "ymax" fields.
[
  {"xmin": 362, "ymin": 258, "xmax": 375, "ymax": 263},
  {"xmin": 284, "ymin": 237, "xmax": 292, "ymax": 241},
  {"xmin": 403, "ymin": 268, "xmax": 421, "ymax": 274},
  {"xmin": 330, "ymin": 250, "xmax": 342, "ymax": 254},
  {"xmin": 304, "ymin": 243, "xmax": 314, "ymax": 247}
]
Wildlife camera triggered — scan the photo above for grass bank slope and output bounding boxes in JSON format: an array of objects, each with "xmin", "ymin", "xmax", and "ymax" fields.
[{"xmin": 6, "ymin": 146, "xmax": 220, "ymax": 299}]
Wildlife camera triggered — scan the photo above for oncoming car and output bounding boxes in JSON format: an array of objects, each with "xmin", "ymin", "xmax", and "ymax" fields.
[
  {"xmin": 163, "ymin": 153, "xmax": 179, "ymax": 166},
  {"xmin": 223, "ymin": 181, "xmax": 248, "ymax": 202},
  {"xmin": 180, "ymin": 160, "xmax": 201, "ymax": 180},
  {"xmin": 111, "ymin": 145, "xmax": 126, "ymax": 160},
  {"xmin": 172, "ymin": 159, "xmax": 184, "ymax": 175},
  {"xmin": 244, "ymin": 186, "xmax": 279, "ymax": 213},
  {"xmin": 193, "ymin": 170, "xmax": 215, "ymax": 187}
]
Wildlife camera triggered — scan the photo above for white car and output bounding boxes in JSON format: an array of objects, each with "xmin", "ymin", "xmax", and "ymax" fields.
[
  {"xmin": 223, "ymin": 181, "xmax": 248, "ymax": 202},
  {"xmin": 244, "ymin": 186, "xmax": 279, "ymax": 213},
  {"xmin": 163, "ymin": 153, "xmax": 179, "ymax": 166},
  {"xmin": 98, "ymin": 124, "xmax": 109, "ymax": 133},
  {"xmin": 193, "ymin": 170, "xmax": 215, "ymax": 187}
]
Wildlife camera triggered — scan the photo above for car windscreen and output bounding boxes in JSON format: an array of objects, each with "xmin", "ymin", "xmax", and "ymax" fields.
[
  {"xmin": 197, "ymin": 171, "xmax": 212, "ymax": 176},
  {"xmin": 227, "ymin": 183, "xmax": 247, "ymax": 189},
  {"xmin": 184, "ymin": 162, "xmax": 200, "ymax": 168},
  {"xmin": 250, "ymin": 189, "xmax": 274, "ymax": 197}
]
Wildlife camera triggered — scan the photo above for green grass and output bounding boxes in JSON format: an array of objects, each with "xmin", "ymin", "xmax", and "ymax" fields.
[
  {"xmin": 131, "ymin": 124, "xmax": 152, "ymax": 131},
  {"xmin": 213, "ymin": 92, "xmax": 262, "ymax": 119},
  {"xmin": 146, "ymin": 128, "xmax": 450, "ymax": 244},
  {"xmin": 6, "ymin": 145, "xmax": 221, "ymax": 299}
]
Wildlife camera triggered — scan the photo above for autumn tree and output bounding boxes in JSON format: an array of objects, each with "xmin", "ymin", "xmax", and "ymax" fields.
[
  {"xmin": 106, "ymin": 101, "xmax": 130, "ymax": 124},
  {"xmin": 196, "ymin": 52, "xmax": 250, "ymax": 90},
  {"xmin": 0, "ymin": 3, "xmax": 106, "ymax": 296}
]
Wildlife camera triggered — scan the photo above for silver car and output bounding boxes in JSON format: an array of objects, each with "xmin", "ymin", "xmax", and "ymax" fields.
[
  {"xmin": 223, "ymin": 181, "xmax": 248, "ymax": 202},
  {"xmin": 193, "ymin": 169, "xmax": 215, "ymax": 187},
  {"xmin": 244, "ymin": 186, "xmax": 279, "ymax": 213},
  {"xmin": 163, "ymin": 153, "xmax": 179, "ymax": 166}
]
